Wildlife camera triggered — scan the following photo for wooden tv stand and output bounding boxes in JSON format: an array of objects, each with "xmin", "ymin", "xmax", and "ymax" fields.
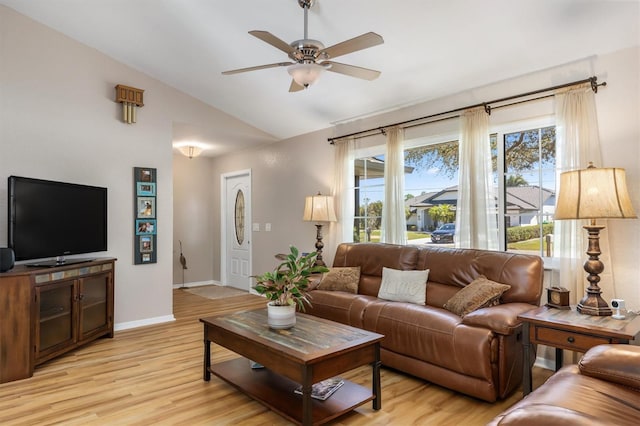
[{"xmin": 0, "ymin": 258, "xmax": 116, "ymax": 384}]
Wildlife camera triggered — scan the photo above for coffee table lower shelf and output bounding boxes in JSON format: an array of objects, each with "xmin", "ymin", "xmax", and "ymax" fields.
[{"xmin": 210, "ymin": 357, "xmax": 375, "ymax": 425}]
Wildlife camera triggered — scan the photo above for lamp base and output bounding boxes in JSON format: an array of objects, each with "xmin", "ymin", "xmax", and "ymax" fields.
[
  {"xmin": 575, "ymin": 223, "xmax": 612, "ymax": 316},
  {"xmin": 577, "ymin": 293, "xmax": 612, "ymax": 316},
  {"xmin": 314, "ymin": 224, "xmax": 326, "ymax": 267}
]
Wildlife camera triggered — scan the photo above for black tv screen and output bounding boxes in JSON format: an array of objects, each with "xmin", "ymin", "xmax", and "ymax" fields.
[{"xmin": 8, "ymin": 176, "xmax": 107, "ymax": 263}]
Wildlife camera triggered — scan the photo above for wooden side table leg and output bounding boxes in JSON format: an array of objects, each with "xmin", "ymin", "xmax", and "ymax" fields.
[
  {"xmin": 555, "ymin": 348, "xmax": 563, "ymax": 372},
  {"xmin": 203, "ymin": 328, "xmax": 211, "ymax": 382},
  {"xmin": 372, "ymin": 343, "xmax": 382, "ymax": 410},
  {"xmin": 522, "ymin": 323, "xmax": 532, "ymax": 396}
]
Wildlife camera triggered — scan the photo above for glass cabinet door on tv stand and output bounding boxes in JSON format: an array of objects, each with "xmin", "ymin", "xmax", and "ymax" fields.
[
  {"xmin": 78, "ymin": 273, "xmax": 112, "ymax": 341},
  {"xmin": 35, "ymin": 281, "xmax": 76, "ymax": 359}
]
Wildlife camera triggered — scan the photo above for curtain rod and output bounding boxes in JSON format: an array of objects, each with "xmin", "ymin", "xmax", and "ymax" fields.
[{"xmin": 327, "ymin": 76, "xmax": 606, "ymax": 144}]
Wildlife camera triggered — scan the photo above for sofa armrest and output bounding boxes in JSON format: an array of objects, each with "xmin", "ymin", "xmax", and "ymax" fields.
[
  {"xmin": 461, "ymin": 303, "xmax": 537, "ymax": 335},
  {"xmin": 579, "ymin": 344, "xmax": 640, "ymax": 390}
]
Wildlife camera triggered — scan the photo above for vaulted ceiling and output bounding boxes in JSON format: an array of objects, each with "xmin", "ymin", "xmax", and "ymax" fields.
[{"xmin": 1, "ymin": 0, "xmax": 638, "ymax": 155}]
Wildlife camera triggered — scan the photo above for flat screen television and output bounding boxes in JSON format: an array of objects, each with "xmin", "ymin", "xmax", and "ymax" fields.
[{"xmin": 8, "ymin": 176, "xmax": 107, "ymax": 266}]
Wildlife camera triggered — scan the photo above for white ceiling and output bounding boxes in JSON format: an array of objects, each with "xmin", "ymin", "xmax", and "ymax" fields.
[{"xmin": 2, "ymin": 0, "xmax": 638, "ymax": 155}]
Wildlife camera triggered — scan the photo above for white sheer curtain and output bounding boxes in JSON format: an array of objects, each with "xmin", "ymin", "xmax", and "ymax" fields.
[
  {"xmin": 331, "ymin": 137, "xmax": 355, "ymax": 244},
  {"xmin": 381, "ymin": 126, "xmax": 407, "ymax": 244},
  {"xmin": 554, "ymin": 84, "xmax": 613, "ymax": 302},
  {"xmin": 455, "ymin": 107, "xmax": 499, "ymax": 249}
]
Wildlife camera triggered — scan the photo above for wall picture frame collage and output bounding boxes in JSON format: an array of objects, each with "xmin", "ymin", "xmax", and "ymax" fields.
[{"xmin": 134, "ymin": 167, "xmax": 157, "ymax": 264}]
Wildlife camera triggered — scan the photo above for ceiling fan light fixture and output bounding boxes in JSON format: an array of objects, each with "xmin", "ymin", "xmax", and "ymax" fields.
[{"xmin": 287, "ymin": 63, "xmax": 326, "ymax": 87}]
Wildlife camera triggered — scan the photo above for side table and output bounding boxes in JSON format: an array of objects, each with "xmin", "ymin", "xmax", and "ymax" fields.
[{"xmin": 518, "ymin": 305, "xmax": 640, "ymax": 395}]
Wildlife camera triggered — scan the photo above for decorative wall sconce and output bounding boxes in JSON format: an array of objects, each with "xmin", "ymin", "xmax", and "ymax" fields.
[{"xmin": 115, "ymin": 84, "xmax": 144, "ymax": 124}]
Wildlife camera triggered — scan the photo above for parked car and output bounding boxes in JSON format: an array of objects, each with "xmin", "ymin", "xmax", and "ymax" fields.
[{"xmin": 431, "ymin": 223, "xmax": 455, "ymax": 243}]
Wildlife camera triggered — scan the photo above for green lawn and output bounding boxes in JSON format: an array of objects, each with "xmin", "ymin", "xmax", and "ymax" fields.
[
  {"xmin": 507, "ymin": 238, "xmax": 548, "ymax": 251},
  {"xmin": 356, "ymin": 230, "xmax": 429, "ymax": 242}
]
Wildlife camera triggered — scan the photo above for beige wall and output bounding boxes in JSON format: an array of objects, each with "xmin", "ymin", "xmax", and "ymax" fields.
[
  {"xmin": 209, "ymin": 132, "xmax": 337, "ymax": 283},
  {"xmin": 172, "ymin": 154, "xmax": 215, "ymax": 286},
  {"xmin": 0, "ymin": 6, "xmax": 272, "ymax": 328}
]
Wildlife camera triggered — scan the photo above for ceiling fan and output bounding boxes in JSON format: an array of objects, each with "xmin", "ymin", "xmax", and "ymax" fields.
[{"xmin": 222, "ymin": 0, "xmax": 384, "ymax": 92}]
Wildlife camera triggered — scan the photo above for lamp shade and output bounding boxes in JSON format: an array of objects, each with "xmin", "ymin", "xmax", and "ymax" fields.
[
  {"xmin": 555, "ymin": 165, "xmax": 637, "ymax": 220},
  {"xmin": 287, "ymin": 63, "xmax": 327, "ymax": 87},
  {"xmin": 303, "ymin": 193, "xmax": 337, "ymax": 223}
]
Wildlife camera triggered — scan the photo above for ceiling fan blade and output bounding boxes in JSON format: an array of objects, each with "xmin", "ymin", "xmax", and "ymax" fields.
[
  {"xmin": 222, "ymin": 62, "xmax": 293, "ymax": 75},
  {"xmin": 249, "ymin": 30, "xmax": 295, "ymax": 55},
  {"xmin": 289, "ymin": 79, "xmax": 305, "ymax": 92},
  {"xmin": 324, "ymin": 62, "xmax": 381, "ymax": 80},
  {"xmin": 320, "ymin": 32, "xmax": 384, "ymax": 60}
]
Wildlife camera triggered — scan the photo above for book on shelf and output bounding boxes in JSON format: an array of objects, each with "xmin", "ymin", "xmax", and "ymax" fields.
[{"xmin": 294, "ymin": 377, "xmax": 344, "ymax": 401}]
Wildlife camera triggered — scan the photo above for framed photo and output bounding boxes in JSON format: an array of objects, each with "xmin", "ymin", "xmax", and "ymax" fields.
[
  {"xmin": 136, "ymin": 219, "xmax": 156, "ymax": 235},
  {"xmin": 136, "ymin": 182, "xmax": 156, "ymax": 196},
  {"xmin": 139, "ymin": 235, "xmax": 153, "ymax": 253},
  {"xmin": 142, "ymin": 253, "xmax": 152, "ymax": 262},
  {"xmin": 138, "ymin": 168, "xmax": 153, "ymax": 182},
  {"xmin": 137, "ymin": 197, "xmax": 156, "ymax": 218}
]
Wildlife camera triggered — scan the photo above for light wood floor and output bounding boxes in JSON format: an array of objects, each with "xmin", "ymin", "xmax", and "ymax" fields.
[{"xmin": 0, "ymin": 289, "xmax": 553, "ymax": 425}]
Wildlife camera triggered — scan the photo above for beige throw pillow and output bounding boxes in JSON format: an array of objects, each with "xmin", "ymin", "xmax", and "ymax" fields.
[
  {"xmin": 444, "ymin": 275, "xmax": 511, "ymax": 317},
  {"xmin": 316, "ymin": 267, "xmax": 361, "ymax": 293},
  {"xmin": 377, "ymin": 267, "xmax": 429, "ymax": 305}
]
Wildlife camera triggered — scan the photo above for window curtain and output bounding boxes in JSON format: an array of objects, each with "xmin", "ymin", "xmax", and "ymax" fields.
[
  {"xmin": 381, "ymin": 126, "xmax": 407, "ymax": 244},
  {"xmin": 331, "ymin": 137, "xmax": 355, "ymax": 244},
  {"xmin": 455, "ymin": 107, "xmax": 499, "ymax": 249},
  {"xmin": 554, "ymin": 85, "xmax": 614, "ymax": 303}
]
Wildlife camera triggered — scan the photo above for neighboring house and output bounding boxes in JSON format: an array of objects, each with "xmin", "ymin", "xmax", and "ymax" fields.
[
  {"xmin": 504, "ymin": 186, "xmax": 556, "ymax": 226},
  {"xmin": 406, "ymin": 185, "xmax": 555, "ymax": 231},
  {"xmin": 406, "ymin": 186, "xmax": 457, "ymax": 231}
]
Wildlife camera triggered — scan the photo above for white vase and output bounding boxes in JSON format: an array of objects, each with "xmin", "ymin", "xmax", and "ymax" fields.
[{"xmin": 267, "ymin": 302, "xmax": 296, "ymax": 329}]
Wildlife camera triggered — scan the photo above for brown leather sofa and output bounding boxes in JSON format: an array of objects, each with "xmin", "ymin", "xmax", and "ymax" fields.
[
  {"xmin": 305, "ymin": 242, "xmax": 543, "ymax": 402},
  {"xmin": 488, "ymin": 344, "xmax": 640, "ymax": 425}
]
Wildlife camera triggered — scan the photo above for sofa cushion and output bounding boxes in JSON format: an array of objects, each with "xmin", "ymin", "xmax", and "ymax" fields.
[
  {"xmin": 305, "ymin": 291, "xmax": 378, "ymax": 329},
  {"xmin": 415, "ymin": 245, "xmax": 543, "ymax": 305},
  {"xmin": 443, "ymin": 275, "xmax": 510, "ymax": 317},
  {"xmin": 377, "ymin": 267, "xmax": 429, "ymax": 305},
  {"xmin": 317, "ymin": 267, "xmax": 360, "ymax": 293},
  {"xmin": 579, "ymin": 344, "xmax": 640, "ymax": 390},
  {"xmin": 362, "ymin": 301, "xmax": 495, "ymax": 380}
]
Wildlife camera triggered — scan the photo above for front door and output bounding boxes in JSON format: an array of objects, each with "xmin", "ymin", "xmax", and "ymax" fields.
[{"xmin": 222, "ymin": 170, "xmax": 251, "ymax": 290}]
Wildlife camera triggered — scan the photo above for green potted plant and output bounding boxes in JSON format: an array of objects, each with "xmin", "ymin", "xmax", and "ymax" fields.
[{"xmin": 253, "ymin": 245, "xmax": 328, "ymax": 329}]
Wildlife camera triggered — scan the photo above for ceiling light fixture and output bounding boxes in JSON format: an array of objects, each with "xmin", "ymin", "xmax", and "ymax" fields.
[
  {"xmin": 178, "ymin": 145, "xmax": 203, "ymax": 159},
  {"xmin": 287, "ymin": 63, "xmax": 329, "ymax": 88},
  {"xmin": 174, "ymin": 142, "xmax": 208, "ymax": 159}
]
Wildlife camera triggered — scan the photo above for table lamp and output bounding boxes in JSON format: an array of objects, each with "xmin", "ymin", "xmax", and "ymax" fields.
[
  {"xmin": 303, "ymin": 192, "xmax": 337, "ymax": 266},
  {"xmin": 554, "ymin": 162, "xmax": 637, "ymax": 316}
]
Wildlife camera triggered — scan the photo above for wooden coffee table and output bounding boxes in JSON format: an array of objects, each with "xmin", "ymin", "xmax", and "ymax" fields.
[{"xmin": 200, "ymin": 309, "xmax": 384, "ymax": 426}]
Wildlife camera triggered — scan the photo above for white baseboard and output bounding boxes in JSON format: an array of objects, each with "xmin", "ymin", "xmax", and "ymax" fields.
[
  {"xmin": 534, "ymin": 355, "xmax": 555, "ymax": 371},
  {"xmin": 172, "ymin": 279, "xmax": 223, "ymax": 289},
  {"xmin": 114, "ymin": 314, "xmax": 176, "ymax": 331}
]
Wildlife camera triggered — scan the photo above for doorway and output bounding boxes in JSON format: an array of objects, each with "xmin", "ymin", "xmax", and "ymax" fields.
[{"xmin": 221, "ymin": 170, "xmax": 252, "ymax": 290}]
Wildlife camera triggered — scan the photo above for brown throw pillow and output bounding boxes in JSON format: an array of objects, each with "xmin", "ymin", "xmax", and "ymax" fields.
[
  {"xmin": 316, "ymin": 267, "xmax": 361, "ymax": 294},
  {"xmin": 443, "ymin": 275, "xmax": 510, "ymax": 317}
]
